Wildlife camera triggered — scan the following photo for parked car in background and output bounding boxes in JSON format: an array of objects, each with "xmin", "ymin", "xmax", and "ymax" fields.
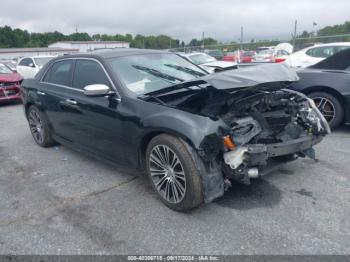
[
  {"xmin": 21, "ymin": 49, "xmax": 329, "ymax": 211},
  {"xmin": 204, "ymin": 49, "xmax": 225, "ymax": 60},
  {"xmin": 222, "ymin": 52, "xmax": 237, "ymax": 62},
  {"xmin": 222, "ymin": 51, "xmax": 255, "ymax": 63},
  {"xmin": 274, "ymin": 49, "xmax": 290, "ymax": 63},
  {"xmin": 253, "ymin": 43, "xmax": 293, "ymax": 63},
  {"xmin": 289, "ymin": 48, "xmax": 350, "ymax": 129},
  {"xmin": 0, "ymin": 63, "xmax": 23, "ymax": 103},
  {"xmin": 252, "ymin": 49, "xmax": 275, "ymax": 63},
  {"xmin": 179, "ymin": 52, "xmax": 237, "ymax": 73},
  {"xmin": 1, "ymin": 60, "xmax": 17, "ymax": 72},
  {"xmin": 285, "ymin": 42, "xmax": 350, "ymax": 69},
  {"xmin": 255, "ymin": 46, "xmax": 275, "ymax": 54},
  {"xmin": 16, "ymin": 56, "xmax": 55, "ymax": 79}
]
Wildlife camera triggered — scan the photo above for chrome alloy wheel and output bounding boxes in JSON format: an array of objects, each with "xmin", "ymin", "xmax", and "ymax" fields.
[
  {"xmin": 149, "ymin": 145, "xmax": 186, "ymax": 204},
  {"xmin": 28, "ymin": 110, "xmax": 44, "ymax": 144},
  {"xmin": 313, "ymin": 97, "xmax": 336, "ymax": 123}
]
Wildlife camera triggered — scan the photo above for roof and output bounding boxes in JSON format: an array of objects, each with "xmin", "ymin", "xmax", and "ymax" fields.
[
  {"xmin": 50, "ymin": 41, "xmax": 129, "ymax": 45},
  {"xmin": 77, "ymin": 48, "xmax": 168, "ymax": 59},
  {"xmin": 0, "ymin": 47, "xmax": 78, "ymax": 54}
]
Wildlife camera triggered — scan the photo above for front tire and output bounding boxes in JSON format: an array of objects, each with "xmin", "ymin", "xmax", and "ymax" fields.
[
  {"xmin": 146, "ymin": 134, "xmax": 203, "ymax": 211},
  {"xmin": 308, "ymin": 91, "xmax": 344, "ymax": 130},
  {"xmin": 27, "ymin": 106, "xmax": 56, "ymax": 147}
]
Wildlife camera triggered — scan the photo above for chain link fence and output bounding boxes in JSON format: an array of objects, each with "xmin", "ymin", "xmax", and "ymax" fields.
[{"xmin": 169, "ymin": 34, "xmax": 350, "ymax": 53}]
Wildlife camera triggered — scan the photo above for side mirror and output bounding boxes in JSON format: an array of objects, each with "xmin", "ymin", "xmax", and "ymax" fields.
[
  {"xmin": 29, "ymin": 63, "xmax": 35, "ymax": 68},
  {"xmin": 83, "ymin": 84, "xmax": 111, "ymax": 97}
]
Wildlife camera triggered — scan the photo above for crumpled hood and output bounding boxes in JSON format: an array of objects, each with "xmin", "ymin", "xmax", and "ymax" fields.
[
  {"xmin": 201, "ymin": 63, "xmax": 299, "ymax": 90},
  {"xmin": 0, "ymin": 73, "xmax": 23, "ymax": 83}
]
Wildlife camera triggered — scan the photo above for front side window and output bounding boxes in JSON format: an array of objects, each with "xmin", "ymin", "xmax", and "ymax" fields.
[
  {"xmin": 108, "ymin": 53, "xmax": 207, "ymax": 95},
  {"xmin": 72, "ymin": 60, "xmax": 111, "ymax": 90},
  {"xmin": 43, "ymin": 60, "xmax": 74, "ymax": 86},
  {"xmin": 19, "ymin": 58, "xmax": 33, "ymax": 67}
]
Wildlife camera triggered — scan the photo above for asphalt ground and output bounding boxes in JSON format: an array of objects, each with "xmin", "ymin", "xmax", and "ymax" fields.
[{"xmin": 0, "ymin": 102, "xmax": 349, "ymax": 255}]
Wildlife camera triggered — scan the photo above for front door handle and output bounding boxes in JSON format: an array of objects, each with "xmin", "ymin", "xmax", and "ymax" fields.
[
  {"xmin": 37, "ymin": 91, "xmax": 46, "ymax": 95},
  {"xmin": 65, "ymin": 99, "xmax": 77, "ymax": 105}
]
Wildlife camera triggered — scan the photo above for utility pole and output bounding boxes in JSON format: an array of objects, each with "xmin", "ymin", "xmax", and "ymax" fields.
[
  {"xmin": 292, "ymin": 20, "xmax": 298, "ymax": 47},
  {"xmin": 169, "ymin": 39, "xmax": 172, "ymax": 49},
  {"xmin": 240, "ymin": 26, "xmax": 244, "ymax": 50},
  {"xmin": 202, "ymin": 32, "xmax": 205, "ymax": 50},
  {"xmin": 75, "ymin": 25, "xmax": 78, "ymax": 33}
]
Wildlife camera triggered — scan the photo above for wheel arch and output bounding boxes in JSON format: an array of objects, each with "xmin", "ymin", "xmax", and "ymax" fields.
[
  {"xmin": 138, "ymin": 129, "xmax": 197, "ymax": 170},
  {"xmin": 303, "ymin": 85, "xmax": 348, "ymax": 126},
  {"xmin": 302, "ymin": 85, "xmax": 348, "ymax": 109},
  {"xmin": 24, "ymin": 102, "xmax": 34, "ymax": 118}
]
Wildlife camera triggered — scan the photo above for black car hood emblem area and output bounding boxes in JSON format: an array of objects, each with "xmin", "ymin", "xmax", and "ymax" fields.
[{"xmin": 201, "ymin": 63, "xmax": 299, "ymax": 90}]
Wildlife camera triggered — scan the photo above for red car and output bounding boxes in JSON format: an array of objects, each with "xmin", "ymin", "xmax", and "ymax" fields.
[
  {"xmin": 222, "ymin": 51, "xmax": 255, "ymax": 63},
  {"xmin": 0, "ymin": 63, "xmax": 23, "ymax": 103}
]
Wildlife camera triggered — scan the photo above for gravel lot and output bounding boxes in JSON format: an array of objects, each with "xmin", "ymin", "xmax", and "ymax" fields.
[{"xmin": 0, "ymin": 102, "xmax": 349, "ymax": 255}]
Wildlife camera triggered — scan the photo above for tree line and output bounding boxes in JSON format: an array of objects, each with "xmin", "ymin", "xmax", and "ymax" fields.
[{"xmin": 0, "ymin": 21, "xmax": 349, "ymax": 50}]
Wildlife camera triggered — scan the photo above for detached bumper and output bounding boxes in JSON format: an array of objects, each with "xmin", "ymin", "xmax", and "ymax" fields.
[{"xmin": 223, "ymin": 135, "xmax": 324, "ymax": 182}]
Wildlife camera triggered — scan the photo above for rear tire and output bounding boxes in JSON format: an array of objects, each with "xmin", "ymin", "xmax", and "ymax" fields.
[
  {"xmin": 308, "ymin": 91, "xmax": 344, "ymax": 130},
  {"xmin": 146, "ymin": 134, "xmax": 203, "ymax": 211},
  {"xmin": 27, "ymin": 106, "xmax": 56, "ymax": 147}
]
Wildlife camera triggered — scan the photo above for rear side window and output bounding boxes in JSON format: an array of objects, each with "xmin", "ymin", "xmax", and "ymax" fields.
[
  {"xmin": 43, "ymin": 60, "xmax": 74, "ymax": 86},
  {"xmin": 72, "ymin": 60, "xmax": 110, "ymax": 90}
]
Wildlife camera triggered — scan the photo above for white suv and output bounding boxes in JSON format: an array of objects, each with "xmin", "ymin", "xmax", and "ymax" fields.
[
  {"xmin": 16, "ymin": 56, "xmax": 55, "ymax": 79},
  {"xmin": 285, "ymin": 42, "xmax": 350, "ymax": 69}
]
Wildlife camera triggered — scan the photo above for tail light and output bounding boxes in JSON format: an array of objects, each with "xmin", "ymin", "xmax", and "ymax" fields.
[{"xmin": 275, "ymin": 57, "xmax": 286, "ymax": 63}]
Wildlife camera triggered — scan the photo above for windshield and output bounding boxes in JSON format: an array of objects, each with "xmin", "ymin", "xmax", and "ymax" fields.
[
  {"xmin": 188, "ymin": 54, "xmax": 216, "ymax": 65},
  {"xmin": 34, "ymin": 57, "xmax": 53, "ymax": 67},
  {"xmin": 108, "ymin": 53, "xmax": 207, "ymax": 95},
  {"xmin": 0, "ymin": 64, "xmax": 12, "ymax": 74}
]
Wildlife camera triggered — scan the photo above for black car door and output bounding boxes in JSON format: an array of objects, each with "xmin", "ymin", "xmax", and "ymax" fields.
[
  {"xmin": 39, "ymin": 59, "xmax": 78, "ymax": 139},
  {"xmin": 65, "ymin": 59, "xmax": 131, "ymax": 164}
]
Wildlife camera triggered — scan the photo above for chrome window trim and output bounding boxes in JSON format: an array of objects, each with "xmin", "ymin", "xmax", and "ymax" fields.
[{"xmin": 40, "ymin": 57, "xmax": 121, "ymax": 99}]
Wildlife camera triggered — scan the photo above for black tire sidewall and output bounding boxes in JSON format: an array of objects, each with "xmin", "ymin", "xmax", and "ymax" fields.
[
  {"xmin": 27, "ymin": 106, "xmax": 54, "ymax": 147},
  {"xmin": 308, "ymin": 91, "xmax": 344, "ymax": 129},
  {"xmin": 145, "ymin": 134, "xmax": 203, "ymax": 211}
]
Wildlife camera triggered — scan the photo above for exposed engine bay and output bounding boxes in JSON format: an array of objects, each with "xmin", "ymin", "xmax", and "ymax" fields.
[
  {"xmin": 148, "ymin": 84, "xmax": 330, "ymax": 185},
  {"xmin": 140, "ymin": 63, "xmax": 330, "ymax": 202}
]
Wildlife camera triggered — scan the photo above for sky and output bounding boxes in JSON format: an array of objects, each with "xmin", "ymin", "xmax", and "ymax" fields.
[{"xmin": 1, "ymin": 0, "xmax": 350, "ymax": 43}]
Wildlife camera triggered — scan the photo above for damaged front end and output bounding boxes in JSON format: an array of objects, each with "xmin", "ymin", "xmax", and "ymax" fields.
[
  {"xmin": 220, "ymin": 90, "xmax": 330, "ymax": 185},
  {"xmin": 141, "ymin": 64, "xmax": 330, "ymax": 203}
]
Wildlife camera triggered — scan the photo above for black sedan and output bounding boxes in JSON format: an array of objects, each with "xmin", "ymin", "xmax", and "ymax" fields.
[
  {"xmin": 289, "ymin": 49, "xmax": 350, "ymax": 129},
  {"xmin": 21, "ymin": 49, "xmax": 329, "ymax": 211}
]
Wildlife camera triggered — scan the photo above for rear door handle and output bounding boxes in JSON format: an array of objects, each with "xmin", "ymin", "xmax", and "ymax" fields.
[
  {"xmin": 65, "ymin": 99, "xmax": 78, "ymax": 105},
  {"xmin": 37, "ymin": 91, "xmax": 46, "ymax": 95}
]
